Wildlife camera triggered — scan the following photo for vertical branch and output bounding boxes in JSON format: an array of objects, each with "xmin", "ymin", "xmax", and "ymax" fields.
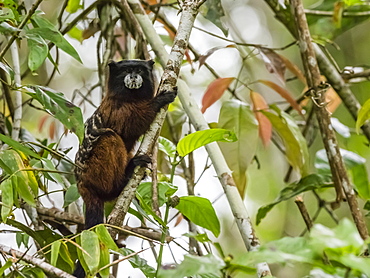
[
  {"xmin": 290, "ymin": 0, "xmax": 368, "ymax": 240},
  {"xmin": 9, "ymin": 42, "xmax": 22, "ymax": 141}
]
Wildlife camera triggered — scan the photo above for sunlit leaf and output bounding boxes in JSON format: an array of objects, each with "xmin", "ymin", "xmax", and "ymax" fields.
[
  {"xmin": 98, "ymin": 242, "xmax": 110, "ymax": 278},
  {"xmin": 66, "ymin": 0, "xmax": 82, "ymax": 13},
  {"xmin": 137, "ymin": 181, "xmax": 178, "ymax": 208},
  {"xmin": 26, "ymin": 33, "xmax": 48, "ymax": 71},
  {"xmin": 201, "ymin": 77, "xmax": 234, "ymax": 113},
  {"xmin": 262, "ymin": 110, "xmax": 309, "ymax": 176},
  {"xmin": 81, "ymin": 230, "xmax": 100, "ymax": 274},
  {"xmin": 176, "ymin": 196, "xmax": 220, "ymax": 237},
  {"xmin": 30, "ymin": 14, "xmax": 82, "ymax": 63},
  {"xmin": 0, "ymin": 134, "xmax": 41, "ymax": 159},
  {"xmin": 250, "ymin": 91, "xmax": 272, "ymax": 146},
  {"xmin": 256, "ymin": 174, "xmax": 332, "ymax": 225},
  {"xmin": 218, "ymin": 100, "xmax": 259, "ymax": 196},
  {"xmin": 259, "ymin": 79, "xmax": 302, "ymax": 114},
  {"xmin": 157, "ymin": 254, "xmax": 225, "ymax": 278},
  {"xmin": 95, "ymin": 225, "xmax": 118, "ymax": 251},
  {"xmin": 177, "ymin": 128, "xmax": 237, "ymax": 157},
  {"xmin": 158, "ymin": 136, "xmax": 176, "ymax": 159},
  {"xmin": 1, "ymin": 178, "xmax": 13, "ymax": 222},
  {"xmin": 356, "ymin": 97, "xmax": 370, "ymax": 133},
  {"xmin": 51, "ymin": 240, "xmax": 61, "ymax": 266}
]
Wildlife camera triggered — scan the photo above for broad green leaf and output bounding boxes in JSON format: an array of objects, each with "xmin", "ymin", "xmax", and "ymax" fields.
[
  {"xmin": 119, "ymin": 248, "xmax": 156, "ymax": 278},
  {"xmin": 0, "ymin": 260, "xmax": 12, "ymax": 276},
  {"xmin": 176, "ymin": 196, "xmax": 220, "ymax": 237},
  {"xmin": 177, "ymin": 128, "xmax": 237, "ymax": 157},
  {"xmin": 218, "ymin": 100, "xmax": 259, "ymax": 196},
  {"xmin": 310, "ymin": 219, "xmax": 364, "ymax": 255},
  {"xmin": 30, "ymin": 14, "xmax": 82, "ymax": 63},
  {"xmin": 356, "ymin": 98, "xmax": 370, "ymax": 133},
  {"xmin": 158, "ymin": 136, "xmax": 176, "ymax": 159},
  {"xmin": 81, "ymin": 230, "xmax": 100, "ymax": 274},
  {"xmin": 256, "ymin": 174, "xmax": 332, "ymax": 225},
  {"xmin": 1, "ymin": 178, "xmax": 13, "ymax": 222},
  {"xmin": 137, "ymin": 181, "xmax": 178, "ymax": 208},
  {"xmin": 98, "ymin": 243, "xmax": 110, "ymax": 278},
  {"xmin": 315, "ymin": 149, "xmax": 370, "ymax": 199},
  {"xmin": 157, "ymin": 254, "xmax": 225, "ymax": 278},
  {"xmin": 95, "ymin": 225, "xmax": 118, "ymax": 251},
  {"xmin": 51, "ymin": 240, "xmax": 61, "ymax": 266},
  {"xmin": 199, "ymin": 0, "xmax": 228, "ymax": 36},
  {"xmin": 0, "ymin": 134, "xmax": 41, "ymax": 159},
  {"xmin": 41, "ymin": 158, "xmax": 64, "ymax": 184},
  {"xmin": 63, "ymin": 184, "xmax": 80, "ymax": 208},
  {"xmin": 26, "ymin": 33, "xmax": 48, "ymax": 71},
  {"xmin": 58, "ymin": 242, "xmax": 75, "ymax": 272},
  {"xmin": 66, "ymin": 0, "xmax": 81, "ymax": 13},
  {"xmin": 184, "ymin": 233, "xmax": 211, "ymax": 243},
  {"xmin": 263, "ymin": 110, "xmax": 309, "ymax": 176},
  {"xmin": 24, "ymin": 86, "xmax": 84, "ymax": 143},
  {"xmin": 15, "ymin": 175, "xmax": 36, "ymax": 206},
  {"xmin": 135, "ymin": 193, "xmax": 166, "ymax": 226}
]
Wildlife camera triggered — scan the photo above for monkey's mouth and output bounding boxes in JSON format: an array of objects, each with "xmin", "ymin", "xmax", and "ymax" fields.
[{"xmin": 124, "ymin": 74, "xmax": 143, "ymax": 89}]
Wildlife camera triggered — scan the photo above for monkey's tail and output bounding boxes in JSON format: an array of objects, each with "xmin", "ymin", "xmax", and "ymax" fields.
[{"xmin": 73, "ymin": 198, "xmax": 104, "ymax": 277}]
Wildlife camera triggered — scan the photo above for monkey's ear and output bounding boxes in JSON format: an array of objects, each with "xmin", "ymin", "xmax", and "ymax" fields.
[
  {"xmin": 147, "ymin": 60, "xmax": 155, "ymax": 67},
  {"xmin": 108, "ymin": 61, "xmax": 118, "ymax": 69}
]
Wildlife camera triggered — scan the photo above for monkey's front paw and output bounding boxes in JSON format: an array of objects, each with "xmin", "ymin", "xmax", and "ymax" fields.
[
  {"xmin": 132, "ymin": 154, "xmax": 151, "ymax": 168},
  {"xmin": 155, "ymin": 87, "xmax": 178, "ymax": 108}
]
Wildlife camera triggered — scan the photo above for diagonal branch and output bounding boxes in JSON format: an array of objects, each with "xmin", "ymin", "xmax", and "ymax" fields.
[
  {"xmin": 290, "ymin": 0, "xmax": 368, "ymax": 240},
  {"xmin": 108, "ymin": 0, "xmax": 272, "ymax": 276}
]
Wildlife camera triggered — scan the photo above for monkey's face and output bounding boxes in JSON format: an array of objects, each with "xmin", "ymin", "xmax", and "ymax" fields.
[{"xmin": 108, "ymin": 60, "xmax": 155, "ymax": 96}]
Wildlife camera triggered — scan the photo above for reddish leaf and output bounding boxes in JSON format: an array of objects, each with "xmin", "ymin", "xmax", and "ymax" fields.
[
  {"xmin": 201, "ymin": 77, "xmax": 234, "ymax": 113},
  {"xmin": 279, "ymin": 55, "xmax": 306, "ymax": 84},
  {"xmin": 250, "ymin": 91, "xmax": 272, "ymax": 147},
  {"xmin": 199, "ymin": 45, "xmax": 236, "ymax": 68},
  {"xmin": 259, "ymin": 47, "xmax": 286, "ymax": 84},
  {"xmin": 258, "ymin": 79, "xmax": 303, "ymax": 115},
  {"xmin": 326, "ymin": 87, "xmax": 341, "ymax": 114}
]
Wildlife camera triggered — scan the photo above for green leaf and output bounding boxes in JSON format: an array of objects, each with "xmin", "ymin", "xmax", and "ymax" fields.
[
  {"xmin": 0, "ymin": 260, "xmax": 12, "ymax": 276},
  {"xmin": 256, "ymin": 174, "xmax": 333, "ymax": 225},
  {"xmin": 63, "ymin": 184, "xmax": 80, "ymax": 208},
  {"xmin": 51, "ymin": 240, "xmax": 61, "ymax": 266},
  {"xmin": 218, "ymin": 100, "xmax": 259, "ymax": 196},
  {"xmin": 177, "ymin": 128, "xmax": 237, "ymax": 157},
  {"xmin": 119, "ymin": 248, "xmax": 156, "ymax": 278},
  {"xmin": 263, "ymin": 109, "xmax": 309, "ymax": 176},
  {"xmin": 58, "ymin": 242, "xmax": 75, "ymax": 272},
  {"xmin": 1, "ymin": 178, "xmax": 13, "ymax": 222},
  {"xmin": 26, "ymin": 33, "xmax": 48, "ymax": 71},
  {"xmin": 81, "ymin": 230, "xmax": 100, "ymax": 274},
  {"xmin": 137, "ymin": 182, "xmax": 178, "ymax": 208},
  {"xmin": 157, "ymin": 254, "xmax": 225, "ymax": 278},
  {"xmin": 0, "ymin": 21, "xmax": 20, "ymax": 34},
  {"xmin": 176, "ymin": 196, "xmax": 220, "ymax": 237},
  {"xmin": 98, "ymin": 243, "xmax": 110, "ymax": 278},
  {"xmin": 30, "ymin": 14, "xmax": 82, "ymax": 63},
  {"xmin": 15, "ymin": 175, "xmax": 36, "ymax": 206},
  {"xmin": 0, "ymin": 134, "xmax": 41, "ymax": 159},
  {"xmin": 158, "ymin": 136, "xmax": 177, "ymax": 159},
  {"xmin": 199, "ymin": 0, "xmax": 228, "ymax": 36},
  {"xmin": 135, "ymin": 193, "xmax": 166, "ymax": 226},
  {"xmin": 24, "ymin": 86, "xmax": 84, "ymax": 143},
  {"xmin": 95, "ymin": 225, "xmax": 118, "ymax": 251},
  {"xmin": 315, "ymin": 149, "xmax": 370, "ymax": 199},
  {"xmin": 310, "ymin": 218, "xmax": 364, "ymax": 255},
  {"xmin": 66, "ymin": 0, "xmax": 82, "ymax": 13}
]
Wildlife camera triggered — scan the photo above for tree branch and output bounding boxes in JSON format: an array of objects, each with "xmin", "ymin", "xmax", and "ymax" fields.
[
  {"xmin": 0, "ymin": 244, "xmax": 75, "ymax": 278},
  {"xmin": 108, "ymin": 0, "xmax": 272, "ymax": 276},
  {"xmin": 290, "ymin": 0, "xmax": 368, "ymax": 240}
]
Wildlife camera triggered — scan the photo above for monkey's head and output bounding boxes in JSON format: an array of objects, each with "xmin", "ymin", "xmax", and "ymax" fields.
[{"xmin": 108, "ymin": 59, "xmax": 155, "ymax": 100}]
